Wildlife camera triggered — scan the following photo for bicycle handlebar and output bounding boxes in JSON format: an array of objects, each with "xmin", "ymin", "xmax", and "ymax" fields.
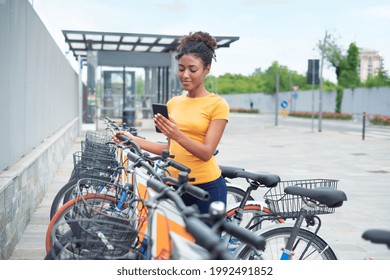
[
  {"xmin": 127, "ymin": 150, "xmax": 209, "ymax": 201},
  {"xmin": 185, "ymin": 216, "xmax": 234, "ymax": 260},
  {"xmin": 127, "ymin": 151, "xmax": 158, "ymax": 177},
  {"xmin": 147, "ymin": 177, "xmax": 188, "ymax": 209},
  {"xmin": 167, "ymin": 159, "xmax": 191, "ymax": 174},
  {"xmin": 117, "ymin": 133, "xmax": 190, "ymax": 174},
  {"xmin": 162, "ymin": 174, "xmax": 210, "ymax": 201}
]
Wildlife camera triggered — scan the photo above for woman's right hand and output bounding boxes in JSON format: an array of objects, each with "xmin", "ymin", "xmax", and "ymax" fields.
[{"xmin": 111, "ymin": 131, "xmax": 132, "ymax": 143}]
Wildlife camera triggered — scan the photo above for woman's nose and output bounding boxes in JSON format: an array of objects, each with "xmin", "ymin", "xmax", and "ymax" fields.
[{"xmin": 182, "ymin": 69, "xmax": 190, "ymax": 78}]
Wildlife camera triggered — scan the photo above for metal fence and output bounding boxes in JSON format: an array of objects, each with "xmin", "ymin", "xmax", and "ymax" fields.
[{"xmin": 222, "ymin": 87, "xmax": 390, "ymax": 118}]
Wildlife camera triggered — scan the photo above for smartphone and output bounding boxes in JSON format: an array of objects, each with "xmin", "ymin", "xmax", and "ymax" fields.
[{"xmin": 152, "ymin": 103, "xmax": 169, "ymax": 133}]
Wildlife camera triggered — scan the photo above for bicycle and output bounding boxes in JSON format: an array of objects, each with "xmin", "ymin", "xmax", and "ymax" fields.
[
  {"xmin": 122, "ymin": 140, "xmax": 277, "ymax": 258},
  {"xmin": 45, "ymin": 157, "xmax": 265, "ymax": 260},
  {"xmin": 233, "ymin": 179, "xmax": 348, "ymax": 260},
  {"xmin": 362, "ymin": 229, "xmax": 390, "ymax": 249}
]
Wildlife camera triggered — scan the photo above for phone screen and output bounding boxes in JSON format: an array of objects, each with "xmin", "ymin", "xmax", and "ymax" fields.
[{"xmin": 152, "ymin": 103, "xmax": 169, "ymax": 133}]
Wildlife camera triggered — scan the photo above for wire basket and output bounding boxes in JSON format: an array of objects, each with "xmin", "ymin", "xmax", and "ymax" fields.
[
  {"xmin": 49, "ymin": 218, "xmax": 147, "ymax": 260},
  {"xmin": 72, "ymin": 151, "xmax": 116, "ymax": 182},
  {"xmin": 83, "ymin": 130, "xmax": 116, "ymax": 155},
  {"xmin": 263, "ymin": 179, "xmax": 339, "ymax": 218},
  {"xmin": 82, "ymin": 139, "xmax": 116, "ymax": 157},
  {"xmin": 85, "ymin": 130, "xmax": 112, "ymax": 144}
]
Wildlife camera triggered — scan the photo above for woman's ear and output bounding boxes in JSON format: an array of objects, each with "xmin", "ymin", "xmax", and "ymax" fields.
[{"xmin": 204, "ymin": 65, "xmax": 211, "ymax": 77}]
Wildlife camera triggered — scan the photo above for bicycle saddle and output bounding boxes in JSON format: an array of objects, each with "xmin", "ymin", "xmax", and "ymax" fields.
[
  {"xmin": 219, "ymin": 165, "xmax": 245, "ymax": 178},
  {"xmin": 362, "ymin": 229, "xmax": 390, "ymax": 249},
  {"xmin": 284, "ymin": 187, "xmax": 347, "ymax": 208}
]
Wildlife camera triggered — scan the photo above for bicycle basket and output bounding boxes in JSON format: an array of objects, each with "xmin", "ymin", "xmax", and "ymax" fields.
[
  {"xmin": 263, "ymin": 179, "xmax": 339, "ymax": 218},
  {"xmin": 73, "ymin": 151, "xmax": 116, "ymax": 182},
  {"xmin": 49, "ymin": 218, "xmax": 147, "ymax": 260},
  {"xmin": 85, "ymin": 130, "xmax": 112, "ymax": 144}
]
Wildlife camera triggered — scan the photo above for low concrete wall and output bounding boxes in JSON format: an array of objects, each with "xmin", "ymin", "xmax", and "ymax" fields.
[{"xmin": 0, "ymin": 118, "xmax": 78, "ymax": 259}]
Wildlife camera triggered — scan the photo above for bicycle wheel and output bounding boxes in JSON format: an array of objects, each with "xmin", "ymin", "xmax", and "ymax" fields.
[
  {"xmin": 226, "ymin": 185, "xmax": 254, "ymax": 206},
  {"xmin": 49, "ymin": 179, "xmax": 77, "ymax": 220},
  {"xmin": 50, "ymin": 176, "xmax": 116, "ymax": 220},
  {"xmin": 46, "ymin": 194, "xmax": 121, "ymax": 253},
  {"xmin": 236, "ymin": 226, "xmax": 337, "ymax": 260},
  {"xmin": 47, "ymin": 218, "xmax": 144, "ymax": 260}
]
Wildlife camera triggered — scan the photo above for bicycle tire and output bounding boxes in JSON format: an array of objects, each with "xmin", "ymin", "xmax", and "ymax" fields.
[
  {"xmin": 50, "ymin": 176, "xmax": 115, "ymax": 220},
  {"xmin": 45, "ymin": 193, "xmax": 120, "ymax": 253},
  {"xmin": 49, "ymin": 179, "xmax": 78, "ymax": 220},
  {"xmin": 236, "ymin": 226, "xmax": 337, "ymax": 260}
]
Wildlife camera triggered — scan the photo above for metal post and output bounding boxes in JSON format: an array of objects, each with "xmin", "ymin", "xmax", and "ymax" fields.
[
  {"xmin": 362, "ymin": 112, "xmax": 366, "ymax": 140},
  {"xmin": 318, "ymin": 31, "xmax": 327, "ymax": 133},
  {"xmin": 78, "ymin": 56, "xmax": 83, "ymax": 136},
  {"xmin": 275, "ymin": 74, "xmax": 279, "ymax": 126},
  {"xmin": 289, "ymin": 71, "xmax": 293, "ymax": 113},
  {"xmin": 123, "ymin": 66, "xmax": 126, "ymax": 112},
  {"xmin": 311, "ymin": 62, "xmax": 315, "ymax": 132}
]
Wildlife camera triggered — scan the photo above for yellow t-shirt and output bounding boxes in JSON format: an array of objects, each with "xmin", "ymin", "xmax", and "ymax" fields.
[{"xmin": 167, "ymin": 93, "xmax": 229, "ymax": 184}]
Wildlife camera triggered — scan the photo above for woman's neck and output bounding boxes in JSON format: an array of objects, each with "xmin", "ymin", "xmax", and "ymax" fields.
[{"xmin": 187, "ymin": 87, "xmax": 209, "ymax": 98}]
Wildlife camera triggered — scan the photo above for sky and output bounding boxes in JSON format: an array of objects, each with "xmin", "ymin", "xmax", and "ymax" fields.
[{"xmin": 30, "ymin": 0, "xmax": 390, "ymax": 83}]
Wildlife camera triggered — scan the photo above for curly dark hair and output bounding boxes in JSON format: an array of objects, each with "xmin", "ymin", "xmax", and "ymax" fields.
[{"xmin": 175, "ymin": 31, "xmax": 217, "ymax": 66}]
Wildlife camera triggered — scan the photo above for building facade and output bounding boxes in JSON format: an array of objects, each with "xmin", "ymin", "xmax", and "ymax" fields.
[{"xmin": 358, "ymin": 48, "xmax": 383, "ymax": 82}]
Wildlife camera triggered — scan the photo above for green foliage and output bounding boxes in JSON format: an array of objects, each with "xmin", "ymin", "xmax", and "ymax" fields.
[
  {"xmin": 338, "ymin": 43, "xmax": 360, "ymax": 89},
  {"xmin": 206, "ymin": 61, "xmax": 335, "ymax": 95},
  {"xmin": 362, "ymin": 69, "xmax": 390, "ymax": 88},
  {"xmin": 335, "ymin": 86, "xmax": 343, "ymax": 113},
  {"xmin": 230, "ymin": 108, "xmax": 260, "ymax": 114},
  {"xmin": 289, "ymin": 111, "xmax": 352, "ymax": 120}
]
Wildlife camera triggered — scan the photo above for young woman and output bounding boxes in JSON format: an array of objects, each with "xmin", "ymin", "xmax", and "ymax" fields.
[{"xmin": 113, "ymin": 31, "xmax": 229, "ymax": 214}]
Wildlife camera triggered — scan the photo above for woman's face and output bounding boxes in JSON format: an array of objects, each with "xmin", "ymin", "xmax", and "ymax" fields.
[{"xmin": 178, "ymin": 54, "xmax": 210, "ymax": 92}]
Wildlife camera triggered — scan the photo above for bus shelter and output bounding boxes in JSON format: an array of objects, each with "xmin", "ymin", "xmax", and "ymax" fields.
[{"xmin": 62, "ymin": 30, "xmax": 239, "ymax": 125}]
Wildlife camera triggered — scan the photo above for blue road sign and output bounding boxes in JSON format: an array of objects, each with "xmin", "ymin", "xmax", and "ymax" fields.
[{"xmin": 280, "ymin": 100, "xmax": 288, "ymax": 108}]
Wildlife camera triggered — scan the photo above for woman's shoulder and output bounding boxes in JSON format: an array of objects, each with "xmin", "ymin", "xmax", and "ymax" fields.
[
  {"xmin": 167, "ymin": 93, "xmax": 186, "ymax": 105},
  {"xmin": 209, "ymin": 93, "xmax": 229, "ymax": 106}
]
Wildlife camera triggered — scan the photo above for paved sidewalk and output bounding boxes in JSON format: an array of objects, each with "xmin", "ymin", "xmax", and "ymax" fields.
[{"xmin": 9, "ymin": 114, "xmax": 390, "ymax": 260}]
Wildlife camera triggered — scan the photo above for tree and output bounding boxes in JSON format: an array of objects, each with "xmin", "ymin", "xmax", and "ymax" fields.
[
  {"xmin": 318, "ymin": 33, "xmax": 360, "ymax": 90},
  {"xmin": 317, "ymin": 33, "xmax": 344, "ymax": 81},
  {"xmin": 205, "ymin": 61, "xmax": 331, "ymax": 95},
  {"xmin": 363, "ymin": 68, "xmax": 390, "ymax": 88},
  {"xmin": 338, "ymin": 42, "xmax": 360, "ymax": 89}
]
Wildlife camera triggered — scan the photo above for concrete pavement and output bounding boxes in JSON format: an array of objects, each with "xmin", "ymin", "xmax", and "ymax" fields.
[{"xmin": 8, "ymin": 113, "xmax": 390, "ymax": 260}]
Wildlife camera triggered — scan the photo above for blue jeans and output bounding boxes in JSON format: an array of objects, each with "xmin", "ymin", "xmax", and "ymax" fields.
[{"xmin": 181, "ymin": 176, "xmax": 227, "ymax": 214}]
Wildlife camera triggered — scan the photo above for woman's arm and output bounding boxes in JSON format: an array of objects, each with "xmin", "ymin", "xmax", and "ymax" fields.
[
  {"xmin": 112, "ymin": 131, "xmax": 168, "ymax": 156},
  {"xmin": 155, "ymin": 114, "xmax": 227, "ymax": 162}
]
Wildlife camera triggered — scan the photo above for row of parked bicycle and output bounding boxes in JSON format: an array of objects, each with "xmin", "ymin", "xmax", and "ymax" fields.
[{"xmin": 44, "ymin": 117, "xmax": 390, "ymax": 260}]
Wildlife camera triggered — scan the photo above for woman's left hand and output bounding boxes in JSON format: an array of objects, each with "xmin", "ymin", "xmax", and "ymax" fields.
[{"xmin": 154, "ymin": 113, "xmax": 180, "ymax": 140}]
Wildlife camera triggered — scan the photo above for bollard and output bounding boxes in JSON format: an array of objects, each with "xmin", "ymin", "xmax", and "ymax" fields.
[{"xmin": 362, "ymin": 112, "xmax": 366, "ymax": 140}]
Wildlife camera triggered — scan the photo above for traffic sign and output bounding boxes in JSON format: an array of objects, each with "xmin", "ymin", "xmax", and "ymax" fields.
[{"xmin": 280, "ymin": 100, "xmax": 288, "ymax": 108}]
